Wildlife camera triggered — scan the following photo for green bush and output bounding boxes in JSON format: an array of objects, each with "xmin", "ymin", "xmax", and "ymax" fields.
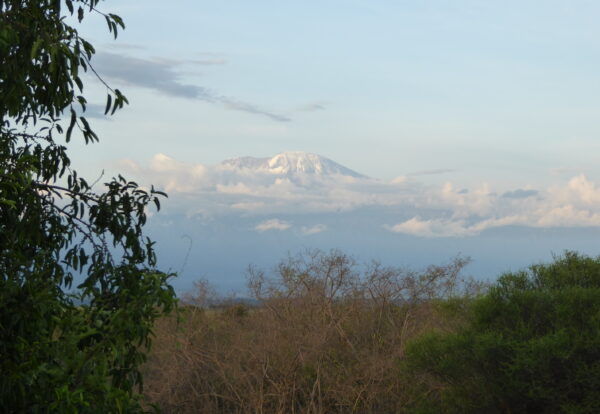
[
  {"xmin": 405, "ymin": 251, "xmax": 600, "ymax": 413},
  {"xmin": 1, "ymin": 1, "xmax": 176, "ymax": 411}
]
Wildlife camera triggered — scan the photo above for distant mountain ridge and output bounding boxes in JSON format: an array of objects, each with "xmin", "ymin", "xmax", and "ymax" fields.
[{"xmin": 221, "ymin": 151, "xmax": 365, "ymax": 178}]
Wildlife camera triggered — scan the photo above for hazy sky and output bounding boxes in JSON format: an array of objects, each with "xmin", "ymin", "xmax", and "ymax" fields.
[
  {"xmin": 60, "ymin": 0, "xmax": 600, "ymax": 289},
  {"xmin": 73, "ymin": 0, "xmax": 600, "ymax": 184}
]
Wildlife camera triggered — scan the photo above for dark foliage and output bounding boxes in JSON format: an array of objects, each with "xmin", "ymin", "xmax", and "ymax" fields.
[
  {"xmin": 0, "ymin": 1, "xmax": 176, "ymax": 411},
  {"xmin": 405, "ymin": 251, "xmax": 600, "ymax": 414}
]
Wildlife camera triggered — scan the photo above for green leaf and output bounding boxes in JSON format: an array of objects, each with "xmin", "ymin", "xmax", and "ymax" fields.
[
  {"xmin": 104, "ymin": 94, "xmax": 112, "ymax": 115},
  {"xmin": 66, "ymin": 108, "xmax": 77, "ymax": 142},
  {"xmin": 30, "ymin": 39, "xmax": 43, "ymax": 60}
]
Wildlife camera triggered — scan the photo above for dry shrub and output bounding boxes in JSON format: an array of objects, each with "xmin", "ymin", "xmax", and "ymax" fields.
[{"xmin": 143, "ymin": 250, "xmax": 483, "ymax": 413}]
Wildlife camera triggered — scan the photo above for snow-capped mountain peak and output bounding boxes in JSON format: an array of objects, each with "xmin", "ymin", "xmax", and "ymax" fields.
[{"xmin": 221, "ymin": 151, "xmax": 365, "ymax": 178}]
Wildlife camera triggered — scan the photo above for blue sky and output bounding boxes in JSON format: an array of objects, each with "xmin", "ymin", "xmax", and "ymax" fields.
[
  {"xmin": 63, "ymin": 1, "xmax": 600, "ymax": 289},
  {"xmin": 72, "ymin": 0, "xmax": 600, "ymax": 181}
]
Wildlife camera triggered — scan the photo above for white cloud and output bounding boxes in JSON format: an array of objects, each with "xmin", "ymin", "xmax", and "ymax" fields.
[
  {"xmin": 388, "ymin": 216, "xmax": 524, "ymax": 238},
  {"xmin": 118, "ymin": 154, "xmax": 209, "ymax": 193},
  {"xmin": 301, "ymin": 224, "xmax": 327, "ymax": 235},
  {"xmin": 534, "ymin": 205, "xmax": 600, "ymax": 228},
  {"xmin": 388, "ymin": 218, "xmax": 477, "ymax": 238},
  {"xmin": 120, "ymin": 154, "xmax": 600, "ymax": 237},
  {"xmin": 390, "ymin": 176, "xmax": 408, "ymax": 184},
  {"xmin": 255, "ymin": 219, "xmax": 292, "ymax": 232},
  {"xmin": 388, "ymin": 176, "xmax": 600, "ymax": 237},
  {"xmin": 216, "ymin": 183, "xmax": 253, "ymax": 195},
  {"xmin": 150, "ymin": 153, "xmax": 182, "ymax": 171},
  {"xmin": 564, "ymin": 174, "xmax": 600, "ymax": 205}
]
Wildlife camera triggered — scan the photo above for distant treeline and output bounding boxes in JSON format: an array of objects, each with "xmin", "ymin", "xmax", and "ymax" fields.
[{"xmin": 142, "ymin": 250, "xmax": 600, "ymax": 413}]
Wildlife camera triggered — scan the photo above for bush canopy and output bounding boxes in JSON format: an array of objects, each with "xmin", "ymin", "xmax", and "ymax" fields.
[{"xmin": 405, "ymin": 251, "xmax": 600, "ymax": 414}]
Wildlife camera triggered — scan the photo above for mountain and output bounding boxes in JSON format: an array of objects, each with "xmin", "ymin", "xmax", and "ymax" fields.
[{"xmin": 221, "ymin": 151, "xmax": 366, "ymax": 178}]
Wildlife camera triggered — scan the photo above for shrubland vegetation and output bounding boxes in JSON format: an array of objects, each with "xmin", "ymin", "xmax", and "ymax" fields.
[
  {"xmin": 142, "ymin": 250, "xmax": 600, "ymax": 414},
  {"xmin": 3, "ymin": 1, "xmax": 600, "ymax": 413},
  {"xmin": 405, "ymin": 250, "xmax": 600, "ymax": 413},
  {"xmin": 143, "ymin": 250, "xmax": 477, "ymax": 413}
]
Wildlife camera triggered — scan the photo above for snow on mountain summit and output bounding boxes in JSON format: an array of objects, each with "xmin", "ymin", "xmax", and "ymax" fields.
[{"xmin": 221, "ymin": 151, "xmax": 365, "ymax": 178}]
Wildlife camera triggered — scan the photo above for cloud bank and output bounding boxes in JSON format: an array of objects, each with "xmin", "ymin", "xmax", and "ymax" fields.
[{"xmin": 120, "ymin": 154, "xmax": 600, "ymax": 238}]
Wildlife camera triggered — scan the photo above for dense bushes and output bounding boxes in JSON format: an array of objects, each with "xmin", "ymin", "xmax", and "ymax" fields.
[
  {"xmin": 143, "ymin": 251, "xmax": 600, "ymax": 413},
  {"xmin": 404, "ymin": 251, "xmax": 600, "ymax": 413}
]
